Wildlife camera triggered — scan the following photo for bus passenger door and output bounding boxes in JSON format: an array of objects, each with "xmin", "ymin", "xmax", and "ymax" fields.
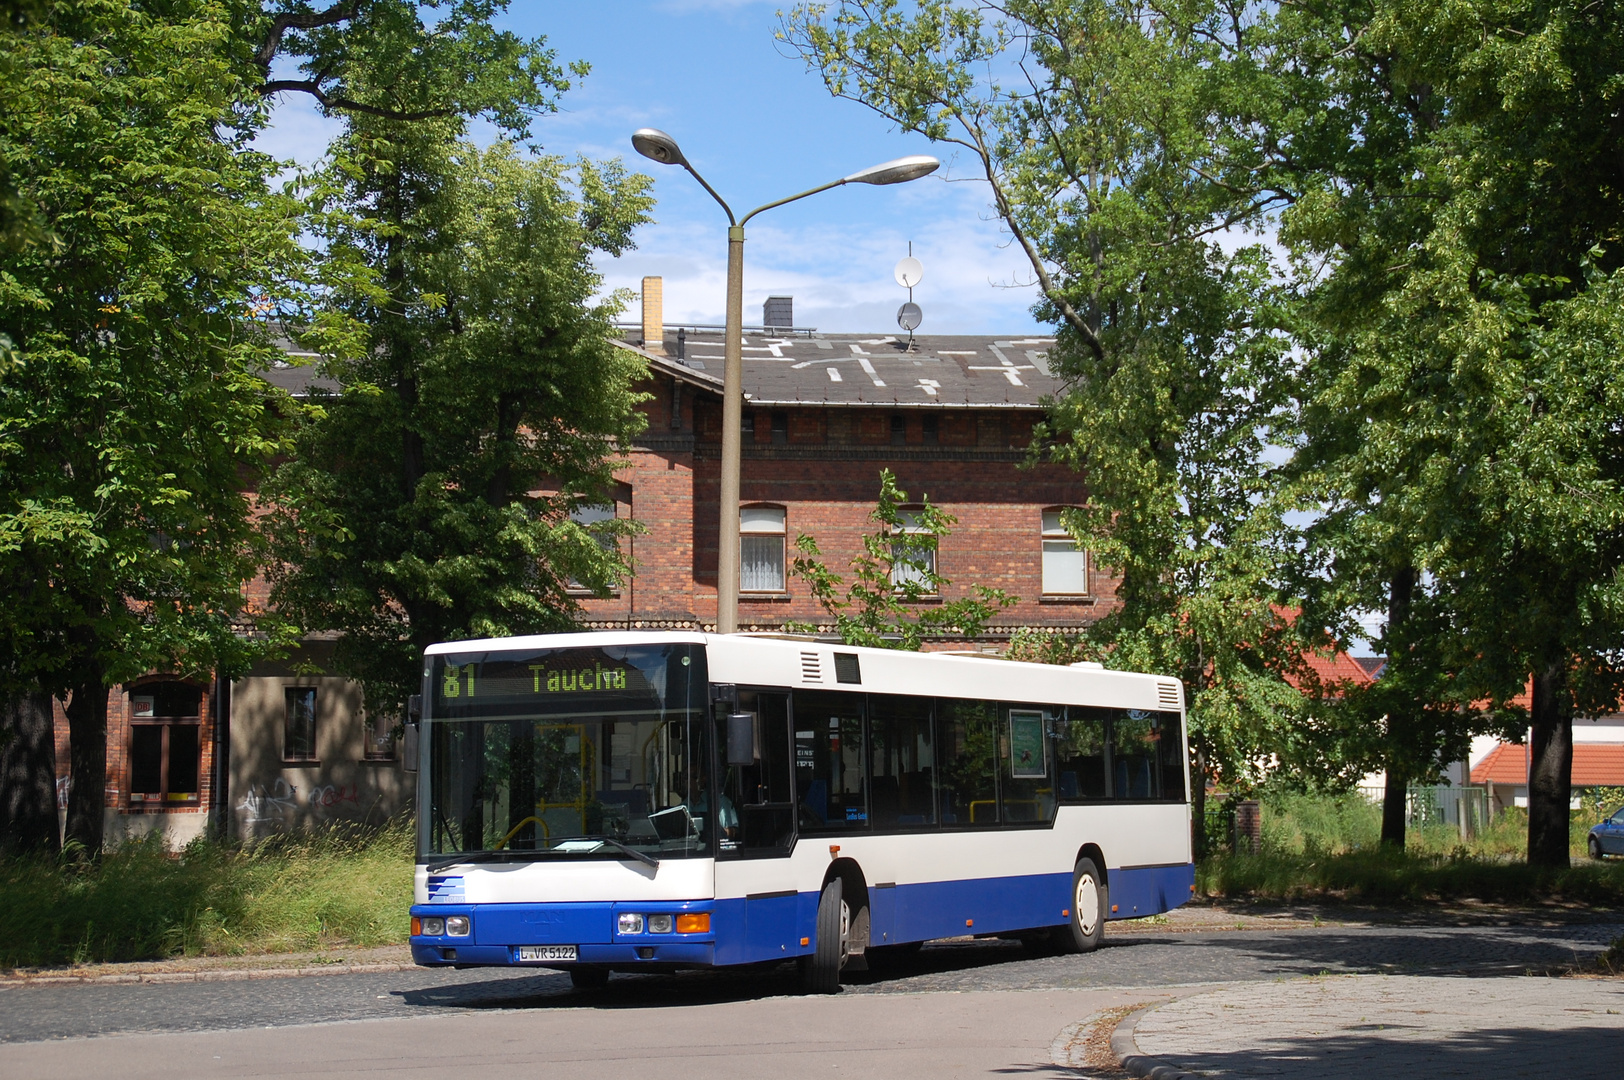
[{"xmin": 715, "ymin": 691, "xmax": 798, "ymax": 964}]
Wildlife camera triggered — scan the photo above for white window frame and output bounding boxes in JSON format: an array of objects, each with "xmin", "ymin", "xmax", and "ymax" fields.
[
  {"xmin": 1041, "ymin": 508, "xmax": 1089, "ymax": 596},
  {"xmin": 740, "ymin": 505, "xmax": 787, "ymax": 593},
  {"xmin": 890, "ymin": 508, "xmax": 937, "ymax": 594}
]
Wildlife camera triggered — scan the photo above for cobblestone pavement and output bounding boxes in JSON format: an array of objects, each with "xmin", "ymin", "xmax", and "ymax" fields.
[
  {"xmin": 1, "ymin": 921, "xmax": 1617, "ymax": 1044},
  {"xmin": 1125, "ymin": 975, "xmax": 1624, "ymax": 1078}
]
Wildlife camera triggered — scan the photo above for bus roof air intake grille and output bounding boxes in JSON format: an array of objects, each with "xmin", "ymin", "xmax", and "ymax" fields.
[
  {"xmin": 1157, "ymin": 681, "xmax": 1182, "ymax": 710},
  {"xmin": 801, "ymin": 651, "xmax": 822, "ymax": 682},
  {"xmin": 834, "ymin": 653, "xmax": 862, "ymax": 684}
]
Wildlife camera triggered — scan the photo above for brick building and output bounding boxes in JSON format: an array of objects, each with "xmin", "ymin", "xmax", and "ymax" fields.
[
  {"xmin": 581, "ymin": 280, "xmax": 1116, "ymax": 641},
  {"xmin": 52, "ymin": 284, "xmax": 1115, "ymax": 844}
]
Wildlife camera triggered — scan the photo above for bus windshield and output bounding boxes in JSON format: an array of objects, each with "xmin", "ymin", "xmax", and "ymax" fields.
[{"xmin": 422, "ymin": 642, "xmax": 712, "ymax": 862}]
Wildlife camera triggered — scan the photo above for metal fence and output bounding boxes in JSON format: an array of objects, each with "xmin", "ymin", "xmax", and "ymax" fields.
[{"xmin": 1357, "ymin": 784, "xmax": 1491, "ymax": 839}]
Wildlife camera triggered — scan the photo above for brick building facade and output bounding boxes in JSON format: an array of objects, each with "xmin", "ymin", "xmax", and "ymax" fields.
[{"xmin": 578, "ymin": 283, "xmax": 1117, "ymax": 641}]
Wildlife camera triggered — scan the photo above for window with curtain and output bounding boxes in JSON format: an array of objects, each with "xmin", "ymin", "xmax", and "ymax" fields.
[
  {"xmin": 740, "ymin": 505, "xmax": 786, "ymax": 592},
  {"xmin": 890, "ymin": 508, "xmax": 935, "ymax": 592},
  {"xmin": 1041, "ymin": 509, "xmax": 1089, "ymax": 595}
]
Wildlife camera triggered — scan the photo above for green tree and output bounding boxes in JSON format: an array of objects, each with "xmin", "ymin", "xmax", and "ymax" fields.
[
  {"xmin": 787, "ymin": 469, "xmax": 1016, "ymax": 649},
  {"xmin": 265, "ymin": 126, "xmax": 655, "ymax": 713},
  {"xmin": 0, "ymin": 0, "xmax": 303, "ymax": 855},
  {"xmin": 782, "ymin": 1, "xmax": 1312, "ymax": 848},
  {"xmin": 1271, "ymin": 0, "xmax": 1624, "ymax": 865}
]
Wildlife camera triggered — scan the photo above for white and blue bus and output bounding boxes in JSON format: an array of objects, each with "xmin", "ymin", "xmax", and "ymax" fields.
[{"xmin": 410, "ymin": 631, "xmax": 1192, "ymax": 991}]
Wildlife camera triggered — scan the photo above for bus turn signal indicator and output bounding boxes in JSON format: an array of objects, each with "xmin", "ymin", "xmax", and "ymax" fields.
[{"xmin": 676, "ymin": 913, "xmax": 710, "ymax": 934}]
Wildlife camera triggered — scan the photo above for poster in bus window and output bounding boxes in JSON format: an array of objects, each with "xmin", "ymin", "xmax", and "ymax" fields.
[{"xmin": 1009, "ymin": 710, "xmax": 1047, "ymax": 778}]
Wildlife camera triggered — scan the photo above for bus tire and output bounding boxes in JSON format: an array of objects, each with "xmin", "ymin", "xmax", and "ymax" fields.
[
  {"xmin": 801, "ymin": 878, "xmax": 849, "ymax": 993},
  {"xmin": 1054, "ymin": 857, "xmax": 1106, "ymax": 954},
  {"xmin": 569, "ymin": 966, "xmax": 610, "ymax": 990}
]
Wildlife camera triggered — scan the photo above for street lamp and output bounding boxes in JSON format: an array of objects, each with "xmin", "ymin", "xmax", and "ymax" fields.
[{"xmin": 631, "ymin": 128, "xmax": 939, "ymax": 634}]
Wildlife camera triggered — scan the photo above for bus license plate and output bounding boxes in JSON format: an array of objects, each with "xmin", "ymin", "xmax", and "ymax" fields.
[{"xmin": 519, "ymin": 945, "xmax": 577, "ymax": 962}]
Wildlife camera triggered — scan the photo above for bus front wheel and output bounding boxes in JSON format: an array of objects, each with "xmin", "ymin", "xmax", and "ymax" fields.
[
  {"xmin": 569, "ymin": 966, "xmax": 610, "ymax": 990},
  {"xmin": 1054, "ymin": 857, "xmax": 1106, "ymax": 954},
  {"xmin": 801, "ymin": 878, "xmax": 849, "ymax": 993}
]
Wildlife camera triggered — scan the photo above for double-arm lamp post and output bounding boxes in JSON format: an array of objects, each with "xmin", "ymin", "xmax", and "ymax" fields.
[{"xmin": 630, "ymin": 128, "xmax": 938, "ymax": 633}]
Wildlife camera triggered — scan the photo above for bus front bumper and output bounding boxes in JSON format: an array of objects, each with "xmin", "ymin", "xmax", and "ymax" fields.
[{"xmin": 409, "ymin": 899, "xmax": 716, "ymax": 968}]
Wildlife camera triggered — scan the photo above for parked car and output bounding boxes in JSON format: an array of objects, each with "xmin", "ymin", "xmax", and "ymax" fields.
[{"xmin": 1589, "ymin": 806, "xmax": 1624, "ymax": 859}]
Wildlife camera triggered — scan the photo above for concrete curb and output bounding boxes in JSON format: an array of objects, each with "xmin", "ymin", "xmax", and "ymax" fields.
[
  {"xmin": 0, "ymin": 962, "xmax": 413, "ymax": 987},
  {"xmin": 1110, "ymin": 1002, "xmax": 1203, "ymax": 1080}
]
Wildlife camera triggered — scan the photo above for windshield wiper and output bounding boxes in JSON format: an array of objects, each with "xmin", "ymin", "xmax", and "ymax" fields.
[{"xmin": 584, "ymin": 835, "xmax": 659, "ymax": 869}]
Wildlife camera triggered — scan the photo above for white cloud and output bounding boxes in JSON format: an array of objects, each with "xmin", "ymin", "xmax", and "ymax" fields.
[{"xmin": 601, "ymin": 176, "xmax": 1049, "ymax": 334}]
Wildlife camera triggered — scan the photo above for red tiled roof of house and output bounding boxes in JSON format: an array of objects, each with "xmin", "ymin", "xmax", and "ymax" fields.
[{"xmin": 1471, "ymin": 742, "xmax": 1624, "ymax": 786}]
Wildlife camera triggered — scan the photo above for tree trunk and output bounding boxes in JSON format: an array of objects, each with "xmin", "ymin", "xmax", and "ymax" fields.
[
  {"xmin": 0, "ymin": 690, "xmax": 60, "ymax": 856},
  {"xmin": 62, "ymin": 673, "xmax": 108, "ymax": 858},
  {"xmin": 1189, "ymin": 743, "xmax": 1208, "ymax": 861},
  {"xmin": 1526, "ymin": 655, "xmax": 1573, "ymax": 868},
  {"xmin": 1380, "ymin": 565, "xmax": 1416, "ymax": 849},
  {"xmin": 1380, "ymin": 770, "xmax": 1407, "ymax": 849}
]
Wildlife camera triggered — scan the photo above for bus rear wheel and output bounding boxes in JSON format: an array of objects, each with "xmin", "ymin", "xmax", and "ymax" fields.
[
  {"xmin": 1053, "ymin": 857, "xmax": 1106, "ymax": 954},
  {"xmin": 801, "ymin": 878, "xmax": 849, "ymax": 994}
]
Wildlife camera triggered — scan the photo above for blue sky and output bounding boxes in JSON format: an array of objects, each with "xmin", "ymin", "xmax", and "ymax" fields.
[{"xmin": 254, "ymin": 1, "xmax": 1048, "ymax": 335}]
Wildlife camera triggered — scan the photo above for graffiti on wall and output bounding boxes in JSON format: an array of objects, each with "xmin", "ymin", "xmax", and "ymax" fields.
[
  {"xmin": 237, "ymin": 778, "xmax": 371, "ymax": 825},
  {"xmin": 237, "ymin": 778, "xmax": 299, "ymax": 825},
  {"xmin": 308, "ymin": 783, "xmax": 361, "ymax": 812}
]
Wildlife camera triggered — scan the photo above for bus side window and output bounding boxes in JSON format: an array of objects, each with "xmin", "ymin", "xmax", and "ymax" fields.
[
  {"xmin": 937, "ymin": 698, "xmax": 998, "ymax": 826},
  {"xmin": 869, "ymin": 694, "xmax": 935, "ymax": 829},
  {"xmin": 1158, "ymin": 710, "xmax": 1188, "ymax": 802},
  {"xmin": 793, "ymin": 691, "xmax": 867, "ymax": 832},
  {"xmin": 1112, "ymin": 710, "xmax": 1161, "ymax": 800},
  {"xmin": 1057, "ymin": 707, "xmax": 1111, "ymax": 800}
]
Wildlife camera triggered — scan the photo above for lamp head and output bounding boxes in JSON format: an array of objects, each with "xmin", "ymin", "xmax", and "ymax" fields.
[
  {"xmin": 843, "ymin": 154, "xmax": 940, "ymax": 186},
  {"xmin": 631, "ymin": 128, "xmax": 688, "ymax": 167}
]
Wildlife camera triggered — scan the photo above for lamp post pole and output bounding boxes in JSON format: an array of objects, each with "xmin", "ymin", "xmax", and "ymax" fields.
[
  {"xmin": 631, "ymin": 129, "xmax": 938, "ymax": 633},
  {"xmin": 717, "ymin": 224, "xmax": 746, "ymax": 633}
]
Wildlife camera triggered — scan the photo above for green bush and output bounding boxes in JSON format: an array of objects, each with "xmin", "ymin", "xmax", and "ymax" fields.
[{"xmin": 0, "ymin": 821, "xmax": 414, "ymax": 968}]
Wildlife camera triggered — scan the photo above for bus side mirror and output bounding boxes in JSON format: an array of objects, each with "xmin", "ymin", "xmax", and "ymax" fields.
[
  {"xmin": 402, "ymin": 722, "xmax": 419, "ymax": 772},
  {"xmin": 727, "ymin": 711, "xmax": 759, "ymax": 766}
]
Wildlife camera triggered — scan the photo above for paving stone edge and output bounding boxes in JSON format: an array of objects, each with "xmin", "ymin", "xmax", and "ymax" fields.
[
  {"xmin": 0, "ymin": 962, "xmax": 412, "ymax": 987},
  {"xmin": 1110, "ymin": 1002, "xmax": 1203, "ymax": 1080}
]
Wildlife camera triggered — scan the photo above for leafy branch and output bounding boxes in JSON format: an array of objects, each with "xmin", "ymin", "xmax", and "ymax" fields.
[{"xmin": 786, "ymin": 470, "xmax": 1016, "ymax": 649}]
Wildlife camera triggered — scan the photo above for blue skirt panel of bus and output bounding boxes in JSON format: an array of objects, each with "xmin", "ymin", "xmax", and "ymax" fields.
[
  {"xmin": 1105, "ymin": 863, "xmax": 1196, "ymax": 919},
  {"xmin": 714, "ymin": 865, "xmax": 1192, "ymax": 967}
]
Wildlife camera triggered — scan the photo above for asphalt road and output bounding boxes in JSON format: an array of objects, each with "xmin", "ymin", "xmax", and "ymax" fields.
[{"xmin": 2, "ymin": 921, "xmax": 1616, "ymax": 1045}]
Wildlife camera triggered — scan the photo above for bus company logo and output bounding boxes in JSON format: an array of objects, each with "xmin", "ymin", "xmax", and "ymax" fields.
[{"xmin": 530, "ymin": 662, "xmax": 629, "ymax": 694}]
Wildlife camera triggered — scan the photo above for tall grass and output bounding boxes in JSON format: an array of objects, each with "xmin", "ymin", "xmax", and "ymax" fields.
[
  {"xmin": 1199, "ymin": 787, "xmax": 1624, "ymax": 905},
  {"xmin": 0, "ymin": 821, "xmax": 414, "ymax": 969}
]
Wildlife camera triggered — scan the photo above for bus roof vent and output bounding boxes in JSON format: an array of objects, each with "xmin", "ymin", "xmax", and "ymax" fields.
[
  {"xmin": 800, "ymin": 651, "xmax": 822, "ymax": 682},
  {"xmin": 1157, "ymin": 681, "xmax": 1182, "ymax": 710}
]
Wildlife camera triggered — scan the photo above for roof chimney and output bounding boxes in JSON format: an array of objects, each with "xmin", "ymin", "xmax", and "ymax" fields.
[
  {"xmin": 763, "ymin": 295, "xmax": 792, "ymax": 331},
  {"xmin": 641, "ymin": 276, "xmax": 665, "ymax": 355}
]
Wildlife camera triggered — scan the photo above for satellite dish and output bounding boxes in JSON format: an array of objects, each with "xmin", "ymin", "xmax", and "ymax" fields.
[
  {"xmin": 897, "ymin": 302, "xmax": 923, "ymax": 332},
  {"xmin": 894, "ymin": 256, "xmax": 924, "ymax": 289}
]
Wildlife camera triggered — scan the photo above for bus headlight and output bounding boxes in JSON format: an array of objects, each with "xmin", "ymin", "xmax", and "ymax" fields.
[
  {"xmin": 647, "ymin": 914, "xmax": 673, "ymax": 935},
  {"xmin": 618, "ymin": 913, "xmax": 645, "ymax": 934},
  {"xmin": 420, "ymin": 916, "xmax": 446, "ymax": 936},
  {"xmin": 445, "ymin": 915, "xmax": 471, "ymax": 937}
]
